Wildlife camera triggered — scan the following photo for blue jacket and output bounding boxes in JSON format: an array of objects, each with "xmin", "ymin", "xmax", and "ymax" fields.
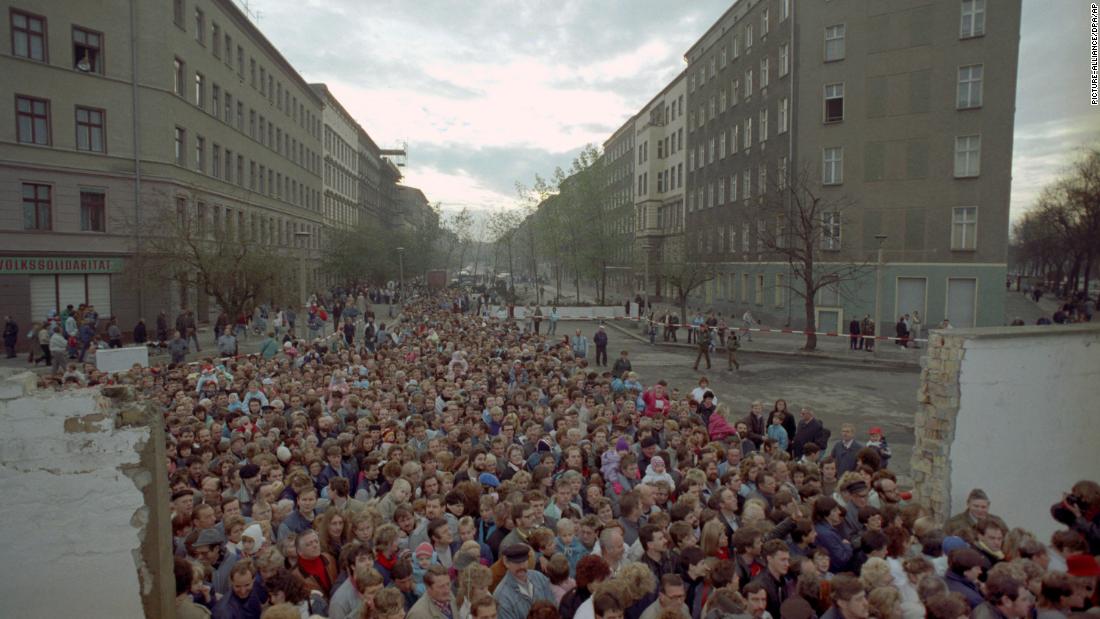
[
  {"xmin": 494, "ymin": 571, "xmax": 554, "ymax": 619},
  {"xmin": 212, "ymin": 586, "xmax": 264, "ymax": 619},
  {"xmin": 814, "ymin": 522, "xmax": 853, "ymax": 573},
  {"xmin": 946, "ymin": 570, "xmax": 985, "ymax": 608}
]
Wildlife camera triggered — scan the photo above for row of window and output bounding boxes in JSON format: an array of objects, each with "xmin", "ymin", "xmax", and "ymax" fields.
[
  {"xmin": 172, "ymin": 126, "xmax": 320, "ymax": 212},
  {"xmin": 15, "ymin": 95, "xmax": 106, "ymax": 152},
  {"xmin": 20, "ymin": 183, "xmax": 106, "ymax": 232},
  {"xmin": 172, "ymin": 57, "xmax": 320, "ymax": 177},
  {"xmin": 179, "ymin": 197, "xmax": 320, "ymax": 250},
  {"xmin": 688, "ymin": 0, "xmax": 789, "ymax": 94},
  {"xmin": 173, "ymin": 0, "xmax": 321, "ymax": 140},
  {"xmin": 688, "ymin": 0, "xmax": 985, "ymax": 95},
  {"xmin": 689, "ymin": 47, "xmax": 788, "ymax": 132},
  {"xmin": 688, "ymin": 134, "xmax": 980, "ymax": 212},
  {"xmin": 689, "ymin": 204, "xmax": 978, "ymax": 256},
  {"xmin": 10, "ymin": 7, "xmax": 105, "ymax": 73}
]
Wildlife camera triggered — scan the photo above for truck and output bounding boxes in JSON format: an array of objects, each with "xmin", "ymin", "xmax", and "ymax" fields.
[{"xmin": 426, "ymin": 269, "xmax": 448, "ymax": 291}]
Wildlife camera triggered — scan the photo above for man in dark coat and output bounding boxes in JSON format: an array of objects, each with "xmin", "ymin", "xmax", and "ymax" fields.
[
  {"xmin": 791, "ymin": 407, "xmax": 830, "ymax": 458},
  {"xmin": 3, "ymin": 316, "xmax": 18, "ymax": 358},
  {"xmin": 848, "ymin": 318, "xmax": 861, "ymax": 350}
]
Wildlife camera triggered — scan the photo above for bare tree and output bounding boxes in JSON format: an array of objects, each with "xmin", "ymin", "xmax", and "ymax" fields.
[
  {"xmin": 130, "ymin": 188, "xmax": 296, "ymax": 322},
  {"xmin": 658, "ymin": 258, "xmax": 715, "ymax": 324},
  {"xmin": 756, "ymin": 163, "xmax": 870, "ymax": 351}
]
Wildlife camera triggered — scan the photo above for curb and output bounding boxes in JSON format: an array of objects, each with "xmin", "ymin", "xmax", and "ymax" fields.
[{"xmin": 598, "ymin": 320, "xmax": 921, "ymax": 370}]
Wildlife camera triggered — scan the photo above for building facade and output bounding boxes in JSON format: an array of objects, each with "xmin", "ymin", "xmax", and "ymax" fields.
[
  {"xmin": 633, "ymin": 71, "xmax": 687, "ymax": 299},
  {"xmin": 0, "ymin": 0, "xmax": 427, "ymax": 340},
  {"xmin": 683, "ymin": 0, "xmax": 1019, "ymax": 329},
  {"xmin": 601, "ymin": 115, "xmax": 636, "ymax": 296}
]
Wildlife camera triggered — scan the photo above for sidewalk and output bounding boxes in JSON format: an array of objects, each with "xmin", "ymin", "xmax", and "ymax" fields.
[
  {"xmin": 0, "ymin": 307, "xmax": 400, "ymax": 375},
  {"xmin": 519, "ymin": 283, "xmax": 921, "ymax": 369}
]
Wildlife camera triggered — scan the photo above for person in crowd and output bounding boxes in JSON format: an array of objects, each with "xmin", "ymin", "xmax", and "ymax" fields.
[{"xmin": 32, "ymin": 284, "xmax": 1096, "ymax": 619}]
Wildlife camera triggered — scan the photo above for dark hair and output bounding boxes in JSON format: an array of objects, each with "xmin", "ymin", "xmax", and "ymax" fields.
[
  {"xmin": 593, "ymin": 591, "xmax": 622, "ymax": 618},
  {"xmin": 830, "ymin": 574, "xmax": 864, "ymax": 603},
  {"xmin": 984, "ymin": 573, "xmax": 1025, "ymax": 606},
  {"xmin": 812, "ymin": 497, "xmax": 840, "ymax": 524},
  {"xmin": 860, "ymin": 530, "xmax": 888, "ymax": 554},
  {"xmin": 920, "ymin": 529, "xmax": 945, "ymax": 557},
  {"xmin": 923, "ymin": 593, "xmax": 969, "ymax": 619},
  {"xmin": 174, "ymin": 556, "xmax": 195, "ymax": 596},
  {"xmin": 639, "ymin": 524, "xmax": 663, "ymax": 551},
  {"xmin": 948, "ymin": 547, "xmax": 986, "ymax": 575},
  {"xmin": 265, "ymin": 569, "xmax": 310, "ymax": 604},
  {"xmin": 427, "ymin": 517, "xmax": 450, "ymax": 542},
  {"xmin": 761, "ymin": 538, "xmax": 788, "ymax": 558},
  {"xmin": 390, "ymin": 558, "xmax": 413, "ymax": 580},
  {"xmin": 660, "ymin": 574, "xmax": 684, "ymax": 593},
  {"xmin": 1039, "ymin": 572, "xmax": 1074, "ymax": 606}
]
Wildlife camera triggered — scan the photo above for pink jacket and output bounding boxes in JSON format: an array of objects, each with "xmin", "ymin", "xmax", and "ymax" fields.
[{"xmin": 708, "ymin": 412, "xmax": 738, "ymax": 441}]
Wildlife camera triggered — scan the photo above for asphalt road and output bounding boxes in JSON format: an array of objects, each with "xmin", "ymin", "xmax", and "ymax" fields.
[{"xmin": 557, "ymin": 319, "xmax": 922, "ymax": 479}]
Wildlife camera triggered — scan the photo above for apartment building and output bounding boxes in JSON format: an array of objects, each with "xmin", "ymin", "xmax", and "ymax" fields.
[
  {"xmin": 633, "ymin": 71, "xmax": 688, "ymax": 298},
  {"xmin": 684, "ymin": 0, "xmax": 1020, "ymax": 329},
  {"xmin": 601, "ymin": 115, "xmax": 636, "ymax": 294},
  {"xmin": 0, "ymin": 0, "xmax": 430, "ymax": 336},
  {"xmin": 311, "ymin": 84, "xmax": 360, "ymax": 233}
]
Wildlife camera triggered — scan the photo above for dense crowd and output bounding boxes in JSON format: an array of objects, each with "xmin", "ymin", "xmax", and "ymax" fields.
[{"xmin": 26, "ymin": 286, "xmax": 1100, "ymax": 619}]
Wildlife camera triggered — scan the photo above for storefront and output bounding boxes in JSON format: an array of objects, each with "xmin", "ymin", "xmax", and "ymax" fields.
[{"xmin": 0, "ymin": 255, "xmax": 123, "ymax": 325}]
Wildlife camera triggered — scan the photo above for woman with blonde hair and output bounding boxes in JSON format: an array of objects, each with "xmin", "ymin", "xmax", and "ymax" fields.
[
  {"xmin": 700, "ymin": 519, "xmax": 730, "ymax": 560},
  {"xmin": 455, "ymin": 563, "xmax": 493, "ymax": 619},
  {"xmin": 348, "ymin": 509, "xmax": 377, "ymax": 548},
  {"xmin": 860, "ymin": 557, "xmax": 894, "ymax": 591},
  {"xmin": 867, "ymin": 586, "xmax": 903, "ymax": 619}
]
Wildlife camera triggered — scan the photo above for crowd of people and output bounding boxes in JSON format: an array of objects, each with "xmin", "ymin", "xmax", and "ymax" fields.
[{"xmin": 24, "ymin": 285, "xmax": 1100, "ymax": 619}]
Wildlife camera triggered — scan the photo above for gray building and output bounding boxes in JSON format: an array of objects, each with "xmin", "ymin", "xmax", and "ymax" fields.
[
  {"xmin": 684, "ymin": 0, "xmax": 1019, "ymax": 329},
  {"xmin": 0, "ymin": 0, "xmax": 431, "ymax": 340}
]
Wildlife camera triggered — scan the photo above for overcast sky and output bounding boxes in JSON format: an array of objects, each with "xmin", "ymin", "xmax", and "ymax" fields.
[{"xmin": 252, "ymin": 0, "xmax": 1099, "ymax": 233}]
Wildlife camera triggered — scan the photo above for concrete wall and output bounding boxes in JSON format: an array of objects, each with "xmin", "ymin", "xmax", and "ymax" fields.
[
  {"xmin": 911, "ymin": 324, "xmax": 1100, "ymax": 541},
  {"xmin": 0, "ymin": 371, "xmax": 172, "ymax": 618}
]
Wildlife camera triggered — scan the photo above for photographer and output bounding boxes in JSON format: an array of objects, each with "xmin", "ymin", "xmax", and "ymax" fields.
[{"xmin": 1051, "ymin": 480, "xmax": 1100, "ymax": 554}]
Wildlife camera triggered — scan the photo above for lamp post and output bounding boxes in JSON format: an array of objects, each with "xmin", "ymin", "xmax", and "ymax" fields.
[
  {"xmin": 873, "ymin": 234, "xmax": 888, "ymax": 351},
  {"xmin": 294, "ymin": 231, "xmax": 312, "ymax": 311}
]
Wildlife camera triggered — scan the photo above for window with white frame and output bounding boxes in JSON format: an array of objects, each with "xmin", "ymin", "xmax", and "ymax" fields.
[
  {"xmin": 720, "ymin": 47, "xmax": 727, "ymax": 68},
  {"xmin": 709, "ymin": 137, "xmax": 715, "ymax": 164},
  {"xmin": 779, "ymin": 44, "xmax": 789, "ymax": 77},
  {"xmin": 823, "ymin": 147, "xmax": 843, "ymax": 185},
  {"xmin": 732, "ymin": 125, "xmax": 740, "ymax": 154},
  {"xmin": 777, "ymin": 156, "xmax": 788, "ymax": 190},
  {"xmin": 743, "ymin": 169, "xmax": 752, "ymax": 199},
  {"xmin": 720, "ymin": 89, "xmax": 727, "ymax": 111},
  {"xmin": 719, "ymin": 132, "xmax": 727, "ymax": 158},
  {"xmin": 952, "ymin": 207, "xmax": 978, "ymax": 249},
  {"xmin": 759, "ymin": 109, "xmax": 768, "ymax": 143},
  {"xmin": 822, "ymin": 212, "xmax": 841, "ymax": 250},
  {"xmin": 744, "ymin": 117, "xmax": 753, "ymax": 149},
  {"xmin": 707, "ymin": 183, "xmax": 714, "ymax": 208},
  {"xmin": 957, "ymin": 64, "xmax": 984, "ymax": 109},
  {"xmin": 742, "ymin": 223, "xmax": 750, "ymax": 252},
  {"xmin": 824, "ymin": 83, "xmax": 844, "ymax": 123},
  {"xmin": 762, "ymin": 8, "xmax": 769, "ymax": 35},
  {"xmin": 825, "ymin": 25, "xmax": 846, "ymax": 61},
  {"xmin": 779, "ymin": 97, "xmax": 789, "ymax": 133},
  {"xmin": 731, "ymin": 174, "xmax": 739, "ymax": 201},
  {"xmin": 746, "ymin": 24, "xmax": 754, "ymax": 50},
  {"xmin": 745, "ymin": 69, "xmax": 754, "ymax": 96},
  {"xmin": 733, "ymin": 36, "xmax": 740, "ymax": 58},
  {"xmin": 718, "ymin": 178, "xmax": 725, "ymax": 204},
  {"xmin": 732, "ymin": 79, "xmax": 739, "ymax": 106},
  {"xmin": 776, "ymin": 213, "xmax": 786, "ymax": 247},
  {"xmin": 758, "ymin": 166, "xmax": 767, "ymax": 196},
  {"xmin": 761, "ymin": 58, "xmax": 769, "ymax": 89},
  {"xmin": 960, "ymin": 0, "xmax": 986, "ymax": 38},
  {"xmin": 954, "ymin": 135, "xmax": 981, "ymax": 177},
  {"xmin": 710, "ymin": 57, "xmax": 716, "ymax": 78},
  {"xmin": 688, "ymin": 150, "xmax": 695, "ymax": 171},
  {"xmin": 781, "ymin": 0, "xmax": 790, "ymax": 21}
]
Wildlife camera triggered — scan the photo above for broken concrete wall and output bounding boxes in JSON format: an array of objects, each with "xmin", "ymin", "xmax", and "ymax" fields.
[
  {"xmin": 911, "ymin": 324, "xmax": 1100, "ymax": 541},
  {"xmin": 0, "ymin": 370, "xmax": 172, "ymax": 618}
]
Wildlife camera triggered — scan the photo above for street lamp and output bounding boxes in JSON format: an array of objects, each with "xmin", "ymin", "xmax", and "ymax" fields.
[
  {"xmin": 873, "ymin": 234, "xmax": 888, "ymax": 351},
  {"xmin": 294, "ymin": 230, "xmax": 312, "ymax": 310}
]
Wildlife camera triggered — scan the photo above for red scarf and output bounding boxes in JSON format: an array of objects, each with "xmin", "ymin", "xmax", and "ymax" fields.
[
  {"xmin": 375, "ymin": 550, "xmax": 398, "ymax": 572},
  {"xmin": 299, "ymin": 555, "xmax": 331, "ymax": 593}
]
